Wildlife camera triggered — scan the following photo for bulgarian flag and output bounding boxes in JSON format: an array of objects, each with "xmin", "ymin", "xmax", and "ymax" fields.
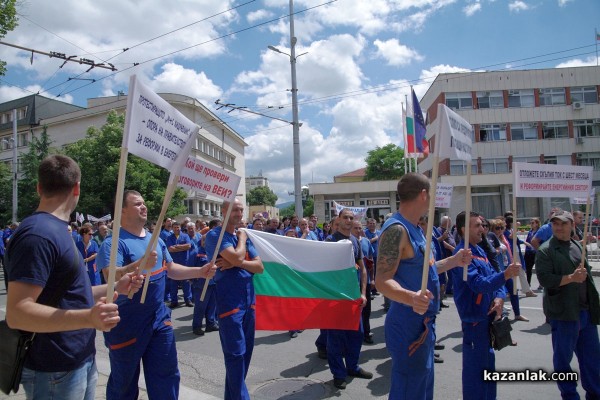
[{"xmin": 244, "ymin": 229, "xmax": 362, "ymax": 331}]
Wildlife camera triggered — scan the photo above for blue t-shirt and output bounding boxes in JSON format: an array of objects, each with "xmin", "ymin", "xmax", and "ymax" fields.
[
  {"xmin": 6, "ymin": 212, "xmax": 95, "ymax": 372},
  {"xmin": 165, "ymin": 232, "xmax": 191, "ymax": 265},
  {"xmin": 204, "ymin": 227, "xmax": 259, "ymax": 311},
  {"xmin": 97, "ymin": 229, "xmax": 173, "ymax": 309},
  {"xmin": 533, "ymin": 223, "xmax": 553, "ymax": 245}
]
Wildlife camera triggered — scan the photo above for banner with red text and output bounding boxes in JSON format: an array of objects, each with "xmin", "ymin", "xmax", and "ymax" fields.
[
  {"xmin": 514, "ymin": 162, "xmax": 593, "ymax": 198},
  {"xmin": 178, "ymin": 156, "xmax": 241, "ymax": 202}
]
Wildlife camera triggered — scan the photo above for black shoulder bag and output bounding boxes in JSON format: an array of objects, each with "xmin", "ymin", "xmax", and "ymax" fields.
[
  {"xmin": 489, "ymin": 316, "xmax": 513, "ymax": 351},
  {"xmin": 0, "ymin": 236, "xmax": 79, "ymax": 395}
]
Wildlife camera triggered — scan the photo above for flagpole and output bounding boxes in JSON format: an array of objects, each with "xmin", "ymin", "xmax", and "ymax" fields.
[
  {"xmin": 581, "ymin": 193, "xmax": 592, "ymax": 263},
  {"xmin": 134, "ymin": 176, "xmax": 179, "ymax": 302},
  {"xmin": 199, "ymin": 202, "xmax": 233, "ymax": 301},
  {"xmin": 105, "ymin": 146, "xmax": 128, "ymax": 303},
  {"xmin": 420, "ymin": 129, "xmax": 441, "ymax": 293},
  {"xmin": 463, "ymin": 162, "xmax": 472, "ymax": 281},
  {"xmin": 402, "ymin": 101, "xmax": 407, "ymax": 174},
  {"xmin": 512, "ymin": 190, "xmax": 518, "ymax": 295}
]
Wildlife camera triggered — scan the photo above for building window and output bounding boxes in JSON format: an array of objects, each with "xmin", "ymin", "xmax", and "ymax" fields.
[
  {"xmin": 508, "ymin": 89, "xmax": 534, "ymax": 108},
  {"xmin": 17, "ymin": 107, "xmax": 27, "ymax": 120},
  {"xmin": 450, "ymin": 160, "xmax": 477, "ymax": 176},
  {"xmin": 571, "ymin": 86, "xmax": 598, "ymax": 104},
  {"xmin": 183, "ymin": 199, "xmax": 194, "ymax": 215},
  {"xmin": 510, "ymin": 123, "xmax": 537, "ymax": 141},
  {"xmin": 446, "ymin": 92, "xmax": 473, "ymax": 110},
  {"xmin": 543, "ymin": 156, "xmax": 557, "ymax": 164},
  {"xmin": 17, "ymin": 132, "xmax": 28, "ymax": 147},
  {"xmin": 476, "ymin": 91, "xmax": 503, "ymax": 109},
  {"xmin": 539, "ymin": 88, "xmax": 566, "ymax": 106},
  {"xmin": 513, "ymin": 156, "xmax": 540, "ymax": 164},
  {"xmin": 574, "ymin": 119, "xmax": 600, "ymax": 138},
  {"xmin": 481, "ymin": 158, "xmax": 509, "ymax": 174},
  {"xmin": 576, "ymin": 152, "xmax": 600, "ymax": 170},
  {"xmin": 542, "ymin": 121, "xmax": 568, "ymax": 139},
  {"xmin": 480, "ymin": 124, "xmax": 506, "ymax": 142}
]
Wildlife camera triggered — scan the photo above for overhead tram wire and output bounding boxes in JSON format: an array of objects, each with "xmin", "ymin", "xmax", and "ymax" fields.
[{"xmin": 50, "ymin": 0, "xmax": 339, "ymax": 99}]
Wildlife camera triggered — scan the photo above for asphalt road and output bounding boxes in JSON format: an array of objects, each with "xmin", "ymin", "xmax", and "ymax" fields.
[{"xmin": 1, "ymin": 270, "xmax": 599, "ymax": 400}]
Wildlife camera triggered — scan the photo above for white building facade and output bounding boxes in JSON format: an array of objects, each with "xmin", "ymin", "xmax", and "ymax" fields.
[{"xmin": 418, "ymin": 66, "xmax": 600, "ymax": 221}]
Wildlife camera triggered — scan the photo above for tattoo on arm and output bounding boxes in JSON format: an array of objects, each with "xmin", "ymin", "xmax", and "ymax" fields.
[{"xmin": 378, "ymin": 225, "xmax": 403, "ymax": 274}]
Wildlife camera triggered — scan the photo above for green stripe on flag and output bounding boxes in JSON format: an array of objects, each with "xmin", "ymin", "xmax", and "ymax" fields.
[
  {"xmin": 254, "ymin": 261, "xmax": 361, "ymax": 300},
  {"xmin": 406, "ymin": 116, "xmax": 414, "ymax": 135}
]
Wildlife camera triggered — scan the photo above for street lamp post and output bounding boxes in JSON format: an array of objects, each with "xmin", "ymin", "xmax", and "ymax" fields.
[
  {"xmin": 268, "ymin": 0, "xmax": 304, "ymax": 218},
  {"xmin": 2, "ymin": 109, "xmax": 18, "ymax": 223},
  {"xmin": 11, "ymin": 109, "xmax": 17, "ymax": 223}
]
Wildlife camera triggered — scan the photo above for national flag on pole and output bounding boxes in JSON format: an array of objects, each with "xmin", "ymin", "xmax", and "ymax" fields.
[
  {"xmin": 244, "ymin": 229, "xmax": 362, "ymax": 331},
  {"xmin": 412, "ymin": 88, "xmax": 429, "ymax": 155},
  {"xmin": 405, "ymin": 96, "xmax": 416, "ymax": 155},
  {"xmin": 596, "ymin": 31, "xmax": 600, "ymax": 41}
]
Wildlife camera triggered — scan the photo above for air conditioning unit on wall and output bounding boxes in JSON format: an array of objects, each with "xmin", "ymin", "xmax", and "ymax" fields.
[
  {"xmin": 202, "ymin": 210, "xmax": 210, "ymax": 216},
  {"xmin": 575, "ymin": 137, "xmax": 584, "ymax": 145},
  {"xmin": 572, "ymin": 101, "xmax": 584, "ymax": 110}
]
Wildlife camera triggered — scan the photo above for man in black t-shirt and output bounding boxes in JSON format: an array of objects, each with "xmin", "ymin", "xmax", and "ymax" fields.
[{"xmin": 5, "ymin": 155, "xmax": 141, "ymax": 399}]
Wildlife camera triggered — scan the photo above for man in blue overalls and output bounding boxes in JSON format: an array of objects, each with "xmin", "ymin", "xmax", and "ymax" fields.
[
  {"xmin": 187, "ymin": 221, "xmax": 218, "ymax": 336},
  {"xmin": 376, "ymin": 173, "xmax": 470, "ymax": 400},
  {"xmin": 449, "ymin": 211, "xmax": 521, "ymax": 400},
  {"xmin": 97, "ymin": 190, "xmax": 215, "ymax": 400},
  {"xmin": 204, "ymin": 198, "xmax": 264, "ymax": 400}
]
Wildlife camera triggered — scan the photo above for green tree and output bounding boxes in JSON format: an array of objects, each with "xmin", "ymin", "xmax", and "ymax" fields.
[
  {"xmin": 302, "ymin": 196, "xmax": 314, "ymax": 217},
  {"xmin": 365, "ymin": 143, "xmax": 412, "ymax": 181},
  {"xmin": 279, "ymin": 203, "xmax": 295, "ymax": 219},
  {"xmin": 17, "ymin": 127, "xmax": 55, "ymax": 219},
  {"xmin": 0, "ymin": 162, "xmax": 13, "ymax": 223},
  {"xmin": 65, "ymin": 111, "xmax": 186, "ymax": 221},
  {"xmin": 0, "ymin": 0, "xmax": 19, "ymax": 76},
  {"xmin": 247, "ymin": 186, "xmax": 277, "ymax": 206}
]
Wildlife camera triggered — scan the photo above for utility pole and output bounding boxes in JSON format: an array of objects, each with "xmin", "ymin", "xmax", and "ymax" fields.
[{"xmin": 288, "ymin": 0, "xmax": 302, "ymax": 218}]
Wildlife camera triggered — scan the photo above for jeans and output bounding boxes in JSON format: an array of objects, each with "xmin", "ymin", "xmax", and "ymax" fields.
[{"xmin": 21, "ymin": 357, "xmax": 97, "ymax": 400}]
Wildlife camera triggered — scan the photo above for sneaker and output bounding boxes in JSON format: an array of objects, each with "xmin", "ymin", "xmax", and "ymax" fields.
[
  {"xmin": 205, "ymin": 325, "xmax": 219, "ymax": 332},
  {"xmin": 168, "ymin": 302, "xmax": 179, "ymax": 309},
  {"xmin": 333, "ymin": 379, "xmax": 347, "ymax": 389},
  {"xmin": 434, "ymin": 356, "xmax": 444, "ymax": 363},
  {"xmin": 440, "ymin": 302, "xmax": 450, "ymax": 308},
  {"xmin": 289, "ymin": 331, "xmax": 298, "ymax": 338},
  {"xmin": 185, "ymin": 300, "xmax": 194, "ymax": 307},
  {"xmin": 363, "ymin": 336, "xmax": 374, "ymax": 344},
  {"xmin": 193, "ymin": 328, "xmax": 205, "ymax": 336},
  {"xmin": 434, "ymin": 343, "xmax": 445, "ymax": 350},
  {"xmin": 347, "ymin": 368, "xmax": 373, "ymax": 379},
  {"xmin": 525, "ymin": 291, "xmax": 537, "ymax": 297},
  {"xmin": 317, "ymin": 348, "xmax": 328, "ymax": 360}
]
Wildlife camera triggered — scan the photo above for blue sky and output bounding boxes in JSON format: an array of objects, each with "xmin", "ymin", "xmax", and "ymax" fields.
[{"xmin": 1, "ymin": 0, "xmax": 599, "ymax": 204}]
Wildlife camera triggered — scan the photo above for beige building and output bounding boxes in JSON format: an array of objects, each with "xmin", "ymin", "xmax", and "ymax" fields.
[
  {"xmin": 418, "ymin": 65, "xmax": 600, "ymax": 221},
  {"xmin": 309, "ymin": 168, "xmax": 399, "ymax": 223},
  {"xmin": 0, "ymin": 93, "xmax": 247, "ymax": 221}
]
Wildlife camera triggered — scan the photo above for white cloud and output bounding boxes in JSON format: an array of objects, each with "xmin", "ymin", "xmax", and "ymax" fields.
[
  {"xmin": 508, "ymin": 1, "xmax": 530, "ymax": 12},
  {"xmin": 555, "ymin": 56, "xmax": 600, "ymax": 68},
  {"xmin": 373, "ymin": 39, "xmax": 424, "ymax": 66},
  {"xmin": 247, "ymin": 9, "xmax": 274, "ymax": 23},
  {"xmin": 463, "ymin": 2, "xmax": 482, "ymax": 16},
  {"xmin": 0, "ymin": 84, "xmax": 73, "ymax": 104},
  {"xmin": 146, "ymin": 63, "xmax": 222, "ymax": 106},
  {"xmin": 558, "ymin": 0, "xmax": 573, "ymax": 6}
]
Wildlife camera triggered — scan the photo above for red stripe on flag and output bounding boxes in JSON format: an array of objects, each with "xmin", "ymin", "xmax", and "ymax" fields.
[
  {"xmin": 255, "ymin": 295, "xmax": 362, "ymax": 331},
  {"xmin": 406, "ymin": 135, "xmax": 416, "ymax": 154}
]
